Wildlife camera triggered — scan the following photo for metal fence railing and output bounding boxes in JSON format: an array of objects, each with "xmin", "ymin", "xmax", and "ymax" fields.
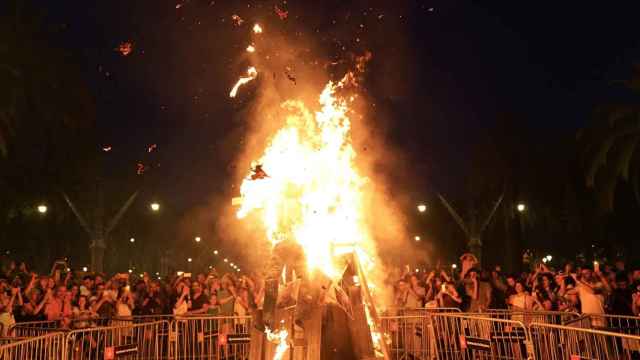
[
  {"xmin": 0, "ymin": 332, "xmax": 66, "ymax": 359},
  {"xmin": 467, "ymin": 309, "xmax": 581, "ymax": 326},
  {"xmin": 429, "ymin": 312, "xmax": 534, "ymax": 360},
  {"xmin": 5, "ymin": 310, "xmax": 640, "ymax": 359},
  {"xmin": 170, "ymin": 316, "xmax": 252, "ymax": 360},
  {"xmin": 65, "ymin": 320, "xmax": 168, "ymax": 360},
  {"xmin": 529, "ymin": 321, "xmax": 640, "ymax": 359}
]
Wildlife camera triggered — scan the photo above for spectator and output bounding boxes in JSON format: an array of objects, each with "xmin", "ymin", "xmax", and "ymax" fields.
[
  {"xmin": 436, "ymin": 282, "xmax": 462, "ymax": 309},
  {"xmin": 187, "ymin": 281, "xmax": 209, "ymax": 315},
  {"xmin": 608, "ymin": 272, "xmax": 633, "ymax": 315},
  {"xmin": 566, "ymin": 266, "xmax": 611, "ymax": 327},
  {"xmin": 507, "ymin": 280, "xmax": 535, "ymax": 311}
]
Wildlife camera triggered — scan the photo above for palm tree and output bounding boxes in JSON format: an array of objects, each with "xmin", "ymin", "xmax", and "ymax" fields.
[{"xmin": 580, "ymin": 65, "xmax": 640, "ymax": 211}]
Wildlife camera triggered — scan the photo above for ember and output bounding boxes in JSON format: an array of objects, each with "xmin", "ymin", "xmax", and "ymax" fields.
[
  {"xmin": 116, "ymin": 41, "xmax": 133, "ymax": 56},
  {"xmin": 229, "ymin": 66, "xmax": 258, "ymax": 98}
]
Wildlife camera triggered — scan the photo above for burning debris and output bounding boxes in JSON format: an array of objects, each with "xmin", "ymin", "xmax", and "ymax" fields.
[
  {"xmin": 253, "ymin": 23, "xmax": 263, "ymax": 34},
  {"xmin": 147, "ymin": 144, "xmax": 157, "ymax": 153},
  {"xmin": 229, "ymin": 66, "xmax": 258, "ymax": 98},
  {"xmin": 282, "ymin": 66, "xmax": 297, "ymax": 85},
  {"xmin": 246, "ymin": 44, "xmax": 256, "ymax": 53},
  {"xmin": 116, "ymin": 41, "xmax": 133, "ymax": 56},
  {"xmin": 274, "ymin": 5, "xmax": 288, "ymax": 20},
  {"xmin": 102, "ymin": 145, "xmax": 112, "ymax": 152},
  {"xmin": 136, "ymin": 163, "xmax": 146, "ymax": 175},
  {"xmin": 231, "ymin": 14, "xmax": 244, "ymax": 26},
  {"xmin": 250, "ymin": 164, "xmax": 269, "ymax": 180}
]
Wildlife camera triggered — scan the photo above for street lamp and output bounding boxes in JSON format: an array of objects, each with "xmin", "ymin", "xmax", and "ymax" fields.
[
  {"xmin": 187, "ymin": 258, "xmax": 193, "ymax": 263},
  {"xmin": 128, "ymin": 269, "xmax": 133, "ymax": 273},
  {"xmin": 82, "ymin": 266, "xmax": 88, "ymax": 272},
  {"xmin": 214, "ymin": 250, "xmax": 219, "ymax": 255},
  {"xmin": 516, "ymin": 203, "xmax": 526, "ymax": 212},
  {"xmin": 37, "ymin": 204, "xmax": 48, "ymax": 214},
  {"xmin": 195, "ymin": 236, "xmax": 201, "ymax": 243},
  {"xmin": 130, "ymin": 237, "xmax": 135, "ymax": 243},
  {"xmin": 414, "ymin": 235, "xmax": 421, "ymax": 242},
  {"xmin": 417, "ymin": 204, "xmax": 427, "ymax": 213},
  {"xmin": 150, "ymin": 202, "xmax": 160, "ymax": 212},
  {"xmin": 451, "ymin": 264, "xmax": 457, "ymax": 269},
  {"xmin": 230, "ymin": 262, "xmax": 235, "ymax": 267},
  {"xmin": 223, "ymin": 258, "xmax": 228, "ymax": 263}
]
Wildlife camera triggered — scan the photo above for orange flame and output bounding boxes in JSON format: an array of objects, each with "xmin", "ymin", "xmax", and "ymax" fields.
[
  {"xmin": 236, "ymin": 72, "xmax": 377, "ymax": 279},
  {"xmin": 265, "ymin": 327, "xmax": 289, "ymax": 360},
  {"xmin": 253, "ymin": 23, "xmax": 263, "ymax": 34}
]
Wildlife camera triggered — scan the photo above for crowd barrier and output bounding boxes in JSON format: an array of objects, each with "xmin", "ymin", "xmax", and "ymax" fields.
[
  {"xmin": 170, "ymin": 315, "xmax": 252, "ymax": 360},
  {"xmin": 429, "ymin": 313, "xmax": 534, "ymax": 359},
  {"xmin": 467, "ymin": 309, "xmax": 581, "ymax": 326},
  {"xmin": 5, "ymin": 309, "xmax": 640, "ymax": 359},
  {"xmin": 529, "ymin": 321, "xmax": 640, "ymax": 359},
  {"xmin": 577, "ymin": 313, "xmax": 640, "ymax": 335},
  {"xmin": 66, "ymin": 320, "xmax": 168, "ymax": 360},
  {"xmin": 0, "ymin": 332, "xmax": 65, "ymax": 359}
]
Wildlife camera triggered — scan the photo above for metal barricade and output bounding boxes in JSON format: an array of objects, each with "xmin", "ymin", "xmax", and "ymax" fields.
[
  {"xmin": 470, "ymin": 309, "xmax": 580, "ymax": 326},
  {"xmin": 170, "ymin": 316, "xmax": 252, "ymax": 360},
  {"xmin": 582, "ymin": 314, "xmax": 640, "ymax": 335},
  {"xmin": 430, "ymin": 313, "xmax": 534, "ymax": 359},
  {"xmin": 529, "ymin": 321, "xmax": 640, "ymax": 359},
  {"xmin": 380, "ymin": 314, "xmax": 434, "ymax": 360},
  {"xmin": 8, "ymin": 320, "xmax": 60, "ymax": 337},
  {"xmin": 0, "ymin": 332, "xmax": 65, "ymax": 359},
  {"xmin": 65, "ymin": 320, "xmax": 168, "ymax": 360}
]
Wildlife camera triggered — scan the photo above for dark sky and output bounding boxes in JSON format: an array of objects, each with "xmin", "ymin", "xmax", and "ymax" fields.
[{"xmin": 29, "ymin": 0, "xmax": 640, "ymax": 212}]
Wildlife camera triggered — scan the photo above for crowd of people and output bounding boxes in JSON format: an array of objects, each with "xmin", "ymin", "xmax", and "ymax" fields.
[
  {"xmin": 4, "ymin": 252, "xmax": 640, "ymax": 336},
  {"xmin": 393, "ymin": 253, "xmax": 640, "ymax": 321},
  {"xmin": 0, "ymin": 259, "xmax": 262, "ymax": 336}
]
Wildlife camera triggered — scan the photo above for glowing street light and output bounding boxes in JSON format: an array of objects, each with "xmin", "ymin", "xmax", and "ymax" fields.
[
  {"xmin": 130, "ymin": 237, "xmax": 135, "ymax": 243},
  {"xmin": 516, "ymin": 203, "xmax": 526, "ymax": 212},
  {"xmin": 150, "ymin": 202, "xmax": 160, "ymax": 212},
  {"xmin": 37, "ymin": 204, "xmax": 48, "ymax": 214},
  {"xmin": 230, "ymin": 262, "xmax": 235, "ymax": 267},
  {"xmin": 451, "ymin": 264, "xmax": 457, "ymax": 269},
  {"xmin": 546, "ymin": 255, "xmax": 553, "ymax": 262},
  {"xmin": 223, "ymin": 258, "xmax": 228, "ymax": 263},
  {"xmin": 187, "ymin": 258, "xmax": 193, "ymax": 263},
  {"xmin": 214, "ymin": 250, "xmax": 219, "ymax": 255},
  {"xmin": 236, "ymin": 268, "xmax": 241, "ymax": 272},
  {"xmin": 417, "ymin": 204, "xmax": 427, "ymax": 213},
  {"xmin": 82, "ymin": 266, "xmax": 88, "ymax": 272},
  {"xmin": 195, "ymin": 236, "xmax": 201, "ymax": 243},
  {"xmin": 128, "ymin": 269, "xmax": 133, "ymax": 273},
  {"xmin": 414, "ymin": 235, "xmax": 421, "ymax": 242}
]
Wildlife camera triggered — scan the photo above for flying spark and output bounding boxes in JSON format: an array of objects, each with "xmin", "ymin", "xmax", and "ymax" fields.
[
  {"xmin": 246, "ymin": 45, "xmax": 255, "ymax": 53},
  {"xmin": 229, "ymin": 66, "xmax": 258, "ymax": 98},
  {"xmin": 253, "ymin": 23, "xmax": 263, "ymax": 34}
]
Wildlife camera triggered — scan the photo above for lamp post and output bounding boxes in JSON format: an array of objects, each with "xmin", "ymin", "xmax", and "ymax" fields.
[
  {"xmin": 417, "ymin": 204, "xmax": 427, "ymax": 213},
  {"xmin": 150, "ymin": 202, "xmax": 160, "ymax": 212},
  {"xmin": 37, "ymin": 205, "xmax": 48, "ymax": 214}
]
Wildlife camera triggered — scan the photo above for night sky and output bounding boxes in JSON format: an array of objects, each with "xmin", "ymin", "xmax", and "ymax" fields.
[{"xmin": 15, "ymin": 1, "xmax": 640, "ymax": 256}]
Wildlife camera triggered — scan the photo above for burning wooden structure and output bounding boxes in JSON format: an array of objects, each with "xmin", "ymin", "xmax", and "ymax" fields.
[{"xmin": 248, "ymin": 249, "xmax": 389, "ymax": 360}]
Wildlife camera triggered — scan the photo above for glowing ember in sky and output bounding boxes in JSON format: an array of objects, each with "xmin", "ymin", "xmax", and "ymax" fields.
[
  {"xmin": 231, "ymin": 14, "xmax": 244, "ymax": 26},
  {"xmin": 253, "ymin": 23, "xmax": 263, "ymax": 34},
  {"xmin": 246, "ymin": 45, "xmax": 255, "ymax": 53},
  {"xmin": 116, "ymin": 42, "xmax": 133, "ymax": 56},
  {"xmin": 229, "ymin": 66, "xmax": 258, "ymax": 98}
]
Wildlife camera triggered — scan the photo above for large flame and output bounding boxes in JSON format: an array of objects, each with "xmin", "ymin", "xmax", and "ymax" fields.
[{"xmin": 236, "ymin": 73, "xmax": 375, "ymax": 279}]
